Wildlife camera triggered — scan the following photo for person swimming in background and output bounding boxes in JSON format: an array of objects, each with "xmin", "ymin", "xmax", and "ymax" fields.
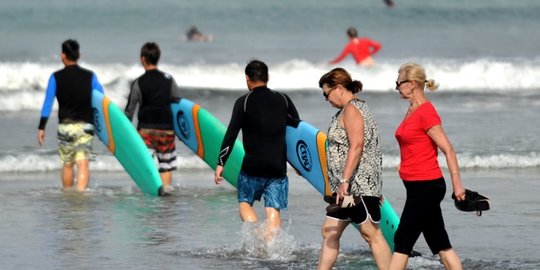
[
  {"xmin": 383, "ymin": 0, "xmax": 395, "ymax": 8},
  {"xmin": 330, "ymin": 27, "xmax": 381, "ymax": 67},
  {"xmin": 184, "ymin": 25, "xmax": 212, "ymax": 42}
]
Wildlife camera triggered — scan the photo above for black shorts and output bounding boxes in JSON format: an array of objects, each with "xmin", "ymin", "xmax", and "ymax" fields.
[
  {"xmin": 394, "ymin": 177, "xmax": 452, "ymax": 256},
  {"xmin": 326, "ymin": 196, "xmax": 381, "ymax": 224}
]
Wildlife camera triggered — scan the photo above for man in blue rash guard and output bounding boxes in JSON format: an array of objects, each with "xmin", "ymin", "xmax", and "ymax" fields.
[
  {"xmin": 37, "ymin": 39, "xmax": 104, "ymax": 192},
  {"xmin": 214, "ymin": 59, "xmax": 300, "ymax": 241}
]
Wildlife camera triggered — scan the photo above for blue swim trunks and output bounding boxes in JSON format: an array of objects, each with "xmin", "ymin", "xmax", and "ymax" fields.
[{"xmin": 237, "ymin": 171, "xmax": 288, "ymax": 210}]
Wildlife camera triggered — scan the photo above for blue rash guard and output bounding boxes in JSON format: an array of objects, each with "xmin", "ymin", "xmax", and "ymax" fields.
[{"xmin": 38, "ymin": 65, "xmax": 104, "ymax": 130}]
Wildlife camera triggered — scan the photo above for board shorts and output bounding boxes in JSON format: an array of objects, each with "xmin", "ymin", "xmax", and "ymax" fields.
[
  {"xmin": 393, "ymin": 177, "xmax": 452, "ymax": 256},
  {"xmin": 237, "ymin": 171, "xmax": 288, "ymax": 210},
  {"xmin": 57, "ymin": 122, "xmax": 94, "ymax": 164},
  {"xmin": 138, "ymin": 128, "xmax": 177, "ymax": 172},
  {"xmin": 326, "ymin": 196, "xmax": 381, "ymax": 225}
]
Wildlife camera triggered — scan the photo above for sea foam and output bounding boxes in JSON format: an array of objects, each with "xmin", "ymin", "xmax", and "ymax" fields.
[
  {"xmin": 1, "ymin": 57, "xmax": 539, "ymax": 111},
  {"xmin": 1, "ymin": 152, "xmax": 537, "ymax": 173}
]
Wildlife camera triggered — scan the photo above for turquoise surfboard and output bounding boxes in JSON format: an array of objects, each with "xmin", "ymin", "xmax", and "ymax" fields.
[
  {"xmin": 91, "ymin": 90, "xmax": 164, "ymax": 196},
  {"xmin": 286, "ymin": 121, "xmax": 399, "ymax": 250},
  {"xmin": 171, "ymin": 98, "xmax": 244, "ymax": 187}
]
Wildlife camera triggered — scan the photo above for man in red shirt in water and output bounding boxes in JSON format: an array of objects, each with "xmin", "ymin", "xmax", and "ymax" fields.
[{"xmin": 330, "ymin": 27, "xmax": 381, "ymax": 67}]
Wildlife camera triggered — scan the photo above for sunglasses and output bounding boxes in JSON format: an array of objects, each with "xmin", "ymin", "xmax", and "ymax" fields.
[
  {"xmin": 395, "ymin": 80, "xmax": 410, "ymax": 89},
  {"xmin": 322, "ymin": 87, "xmax": 337, "ymax": 99}
]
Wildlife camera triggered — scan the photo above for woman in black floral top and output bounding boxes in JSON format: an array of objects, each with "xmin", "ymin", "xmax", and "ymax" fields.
[{"xmin": 317, "ymin": 68, "xmax": 391, "ymax": 270}]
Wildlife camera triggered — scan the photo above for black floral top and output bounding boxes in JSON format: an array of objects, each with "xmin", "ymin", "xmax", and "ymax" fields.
[{"xmin": 326, "ymin": 99, "xmax": 383, "ymax": 197}]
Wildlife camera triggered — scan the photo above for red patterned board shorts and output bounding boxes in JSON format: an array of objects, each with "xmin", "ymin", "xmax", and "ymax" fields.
[{"xmin": 138, "ymin": 128, "xmax": 177, "ymax": 172}]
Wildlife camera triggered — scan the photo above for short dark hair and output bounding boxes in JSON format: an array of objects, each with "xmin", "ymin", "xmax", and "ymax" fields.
[
  {"xmin": 245, "ymin": 59, "xmax": 268, "ymax": 83},
  {"xmin": 62, "ymin": 39, "xmax": 80, "ymax": 61},
  {"xmin": 141, "ymin": 42, "xmax": 161, "ymax": 65},
  {"xmin": 346, "ymin": 27, "xmax": 358, "ymax": 38}
]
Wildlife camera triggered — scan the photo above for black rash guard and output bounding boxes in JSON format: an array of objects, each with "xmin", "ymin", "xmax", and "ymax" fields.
[
  {"xmin": 218, "ymin": 86, "xmax": 300, "ymax": 178},
  {"xmin": 124, "ymin": 69, "xmax": 182, "ymax": 130},
  {"xmin": 38, "ymin": 65, "xmax": 103, "ymax": 130}
]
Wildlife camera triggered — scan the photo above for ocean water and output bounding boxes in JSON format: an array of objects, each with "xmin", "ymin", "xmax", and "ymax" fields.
[{"xmin": 1, "ymin": 0, "xmax": 539, "ymax": 269}]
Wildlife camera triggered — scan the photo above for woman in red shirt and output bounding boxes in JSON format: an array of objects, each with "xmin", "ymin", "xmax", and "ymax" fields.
[{"xmin": 389, "ymin": 63, "xmax": 466, "ymax": 270}]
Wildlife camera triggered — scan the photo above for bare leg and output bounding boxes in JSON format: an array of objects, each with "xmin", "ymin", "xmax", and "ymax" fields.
[
  {"xmin": 75, "ymin": 159, "xmax": 89, "ymax": 191},
  {"xmin": 317, "ymin": 217, "xmax": 349, "ymax": 270},
  {"xmin": 61, "ymin": 163, "xmax": 74, "ymax": 189},
  {"xmin": 160, "ymin": 171, "xmax": 172, "ymax": 187},
  {"xmin": 264, "ymin": 207, "xmax": 281, "ymax": 241},
  {"xmin": 239, "ymin": 202, "xmax": 258, "ymax": 223},
  {"xmin": 439, "ymin": 248, "xmax": 463, "ymax": 270},
  {"xmin": 388, "ymin": 252, "xmax": 409, "ymax": 270},
  {"xmin": 359, "ymin": 221, "xmax": 392, "ymax": 270}
]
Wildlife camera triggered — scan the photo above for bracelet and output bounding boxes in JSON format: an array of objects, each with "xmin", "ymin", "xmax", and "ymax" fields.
[
  {"xmin": 340, "ymin": 178, "xmax": 349, "ymax": 184},
  {"xmin": 451, "ymin": 171, "xmax": 459, "ymax": 174}
]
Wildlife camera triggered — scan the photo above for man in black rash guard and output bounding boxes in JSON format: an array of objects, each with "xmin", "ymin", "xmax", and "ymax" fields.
[
  {"xmin": 125, "ymin": 42, "xmax": 182, "ymax": 193},
  {"xmin": 214, "ymin": 59, "xmax": 300, "ymax": 241}
]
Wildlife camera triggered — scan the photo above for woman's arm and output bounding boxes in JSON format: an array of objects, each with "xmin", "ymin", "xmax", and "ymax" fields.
[
  {"xmin": 338, "ymin": 103, "xmax": 365, "ymax": 197},
  {"xmin": 427, "ymin": 125, "xmax": 466, "ymax": 199}
]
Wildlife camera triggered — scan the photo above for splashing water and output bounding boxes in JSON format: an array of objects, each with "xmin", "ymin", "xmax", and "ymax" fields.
[{"xmin": 240, "ymin": 221, "xmax": 297, "ymax": 261}]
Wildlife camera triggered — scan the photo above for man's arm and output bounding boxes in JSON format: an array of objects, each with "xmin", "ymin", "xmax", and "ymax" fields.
[
  {"xmin": 285, "ymin": 94, "xmax": 301, "ymax": 127},
  {"xmin": 217, "ymin": 98, "xmax": 244, "ymax": 167},
  {"xmin": 37, "ymin": 74, "xmax": 57, "ymax": 146},
  {"xmin": 38, "ymin": 74, "xmax": 57, "ymax": 130},
  {"xmin": 330, "ymin": 43, "xmax": 352, "ymax": 64},
  {"xmin": 368, "ymin": 39, "xmax": 382, "ymax": 56},
  {"xmin": 214, "ymin": 98, "xmax": 244, "ymax": 185},
  {"xmin": 124, "ymin": 79, "xmax": 141, "ymax": 121},
  {"xmin": 170, "ymin": 77, "xmax": 182, "ymax": 103}
]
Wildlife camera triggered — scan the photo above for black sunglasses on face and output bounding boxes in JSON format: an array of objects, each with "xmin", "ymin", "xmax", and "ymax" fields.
[
  {"xmin": 395, "ymin": 80, "xmax": 410, "ymax": 89},
  {"xmin": 322, "ymin": 87, "xmax": 337, "ymax": 99}
]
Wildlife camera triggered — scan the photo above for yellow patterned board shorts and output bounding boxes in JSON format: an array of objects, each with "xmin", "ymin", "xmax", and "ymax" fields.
[{"xmin": 57, "ymin": 122, "xmax": 94, "ymax": 164}]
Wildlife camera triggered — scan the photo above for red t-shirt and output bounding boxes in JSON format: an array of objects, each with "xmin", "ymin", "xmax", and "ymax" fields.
[
  {"xmin": 395, "ymin": 102, "xmax": 443, "ymax": 181},
  {"xmin": 330, "ymin": 38, "xmax": 382, "ymax": 64}
]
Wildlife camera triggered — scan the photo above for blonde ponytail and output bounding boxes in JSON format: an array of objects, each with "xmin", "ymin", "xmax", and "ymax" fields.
[{"xmin": 425, "ymin": 79, "xmax": 439, "ymax": 92}]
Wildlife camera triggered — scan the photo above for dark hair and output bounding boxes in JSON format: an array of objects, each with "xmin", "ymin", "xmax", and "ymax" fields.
[
  {"xmin": 346, "ymin": 27, "xmax": 358, "ymax": 38},
  {"xmin": 140, "ymin": 42, "xmax": 161, "ymax": 65},
  {"xmin": 319, "ymin": 68, "xmax": 363, "ymax": 94},
  {"xmin": 62, "ymin": 39, "xmax": 80, "ymax": 61},
  {"xmin": 245, "ymin": 59, "xmax": 269, "ymax": 83}
]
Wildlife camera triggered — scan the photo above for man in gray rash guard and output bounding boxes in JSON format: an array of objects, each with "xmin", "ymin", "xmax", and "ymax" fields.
[{"xmin": 125, "ymin": 42, "xmax": 182, "ymax": 193}]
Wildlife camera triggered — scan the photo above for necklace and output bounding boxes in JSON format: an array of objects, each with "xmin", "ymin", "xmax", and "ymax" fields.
[
  {"xmin": 407, "ymin": 100, "xmax": 427, "ymax": 115},
  {"xmin": 406, "ymin": 103, "xmax": 421, "ymax": 116}
]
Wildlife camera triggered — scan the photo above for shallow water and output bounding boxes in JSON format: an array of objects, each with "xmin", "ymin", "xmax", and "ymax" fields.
[
  {"xmin": 1, "ymin": 168, "xmax": 538, "ymax": 269},
  {"xmin": 1, "ymin": 0, "xmax": 539, "ymax": 268}
]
